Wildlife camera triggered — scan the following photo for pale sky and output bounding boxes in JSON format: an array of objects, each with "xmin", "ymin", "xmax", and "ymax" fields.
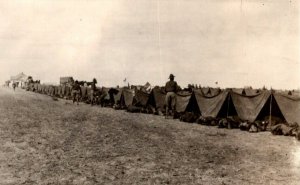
[{"xmin": 0, "ymin": 0, "xmax": 299, "ymax": 89}]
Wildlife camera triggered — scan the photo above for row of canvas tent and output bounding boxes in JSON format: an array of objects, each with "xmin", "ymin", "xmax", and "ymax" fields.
[
  {"xmin": 28, "ymin": 84, "xmax": 74, "ymax": 98},
  {"xmin": 27, "ymin": 83, "xmax": 112, "ymax": 103},
  {"xmin": 114, "ymin": 87, "xmax": 300, "ymax": 125},
  {"xmin": 26, "ymin": 83, "xmax": 300, "ymax": 125}
]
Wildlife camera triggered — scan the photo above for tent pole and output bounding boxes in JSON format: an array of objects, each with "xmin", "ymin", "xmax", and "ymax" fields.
[
  {"xmin": 269, "ymin": 94, "xmax": 273, "ymax": 126},
  {"xmin": 227, "ymin": 95, "xmax": 230, "ymax": 118}
]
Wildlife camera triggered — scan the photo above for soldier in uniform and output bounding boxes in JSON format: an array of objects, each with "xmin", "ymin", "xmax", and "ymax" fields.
[
  {"xmin": 90, "ymin": 78, "xmax": 97, "ymax": 106},
  {"xmin": 12, "ymin": 82, "xmax": 16, "ymax": 91},
  {"xmin": 71, "ymin": 80, "xmax": 81, "ymax": 105},
  {"xmin": 165, "ymin": 74, "xmax": 178, "ymax": 118}
]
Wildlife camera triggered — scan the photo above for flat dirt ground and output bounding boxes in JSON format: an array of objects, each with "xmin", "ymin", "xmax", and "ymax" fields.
[{"xmin": 0, "ymin": 87, "xmax": 299, "ymax": 185}]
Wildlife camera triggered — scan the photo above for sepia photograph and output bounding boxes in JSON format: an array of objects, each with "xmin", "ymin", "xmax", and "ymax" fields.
[{"xmin": 0, "ymin": 0, "xmax": 299, "ymax": 184}]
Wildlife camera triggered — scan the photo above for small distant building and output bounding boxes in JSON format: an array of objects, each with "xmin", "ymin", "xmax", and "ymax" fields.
[
  {"xmin": 10, "ymin": 72, "xmax": 28, "ymax": 87},
  {"xmin": 60, "ymin": 77, "xmax": 74, "ymax": 85}
]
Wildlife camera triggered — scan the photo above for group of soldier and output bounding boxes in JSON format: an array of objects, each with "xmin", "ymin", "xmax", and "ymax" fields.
[
  {"xmin": 69, "ymin": 74, "xmax": 179, "ymax": 118},
  {"xmin": 71, "ymin": 78, "xmax": 98, "ymax": 106},
  {"xmin": 6, "ymin": 74, "xmax": 179, "ymax": 118},
  {"xmin": 5, "ymin": 81, "xmax": 17, "ymax": 91}
]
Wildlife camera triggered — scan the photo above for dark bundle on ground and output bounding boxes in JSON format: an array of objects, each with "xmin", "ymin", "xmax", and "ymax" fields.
[
  {"xmin": 179, "ymin": 112, "xmax": 199, "ymax": 123},
  {"xmin": 218, "ymin": 118, "xmax": 228, "ymax": 128},
  {"xmin": 143, "ymin": 105, "xmax": 157, "ymax": 115},
  {"xmin": 240, "ymin": 121, "xmax": 268, "ymax": 133},
  {"xmin": 248, "ymin": 121, "xmax": 268, "ymax": 133},
  {"xmin": 127, "ymin": 105, "xmax": 143, "ymax": 113},
  {"xmin": 249, "ymin": 123, "xmax": 259, "ymax": 133},
  {"xmin": 172, "ymin": 111, "xmax": 181, "ymax": 119},
  {"xmin": 82, "ymin": 98, "xmax": 90, "ymax": 104},
  {"xmin": 93, "ymin": 93, "xmax": 102, "ymax": 105},
  {"xmin": 218, "ymin": 116, "xmax": 241, "ymax": 129},
  {"xmin": 113, "ymin": 100, "xmax": 126, "ymax": 110},
  {"xmin": 264, "ymin": 116, "xmax": 284, "ymax": 131},
  {"xmin": 271, "ymin": 122, "xmax": 299, "ymax": 136},
  {"xmin": 197, "ymin": 116, "xmax": 218, "ymax": 126},
  {"xmin": 289, "ymin": 122, "xmax": 299, "ymax": 137},
  {"xmin": 140, "ymin": 106, "xmax": 154, "ymax": 114},
  {"xmin": 239, "ymin": 121, "xmax": 251, "ymax": 131},
  {"xmin": 157, "ymin": 109, "xmax": 164, "ymax": 116},
  {"xmin": 99, "ymin": 94, "xmax": 111, "ymax": 107},
  {"xmin": 113, "ymin": 104, "xmax": 122, "ymax": 110}
]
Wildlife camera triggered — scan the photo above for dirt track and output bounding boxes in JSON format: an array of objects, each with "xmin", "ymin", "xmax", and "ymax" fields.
[{"xmin": 0, "ymin": 87, "xmax": 299, "ymax": 185}]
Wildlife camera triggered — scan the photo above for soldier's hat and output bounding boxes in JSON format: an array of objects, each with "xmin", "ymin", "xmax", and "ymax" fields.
[{"xmin": 169, "ymin": 74, "xmax": 175, "ymax": 79}]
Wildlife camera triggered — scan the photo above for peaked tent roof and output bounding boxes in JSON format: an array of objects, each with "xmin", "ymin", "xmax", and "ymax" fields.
[
  {"xmin": 113, "ymin": 88, "xmax": 123, "ymax": 104},
  {"xmin": 148, "ymin": 89, "xmax": 194, "ymax": 112},
  {"xmin": 134, "ymin": 90, "xmax": 150, "ymax": 107},
  {"xmin": 176, "ymin": 91, "xmax": 192, "ymax": 113},
  {"xmin": 232, "ymin": 88, "xmax": 259, "ymax": 96},
  {"xmin": 101, "ymin": 87, "xmax": 112, "ymax": 101},
  {"xmin": 81, "ymin": 86, "xmax": 88, "ymax": 98},
  {"xmin": 230, "ymin": 90, "xmax": 271, "ymax": 122},
  {"xmin": 112, "ymin": 88, "xmax": 135, "ymax": 107},
  {"xmin": 273, "ymin": 93, "xmax": 300, "ymax": 124},
  {"xmin": 200, "ymin": 87, "xmax": 221, "ymax": 96},
  {"xmin": 148, "ymin": 87, "xmax": 166, "ymax": 111},
  {"xmin": 193, "ymin": 89, "xmax": 229, "ymax": 117},
  {"xmin": 121, "ymin": 89, "xmax": 135, "ymax": 107},
  {"xmin": 255, "ymin": 93, "xmax": 286, "ymax": 122}
]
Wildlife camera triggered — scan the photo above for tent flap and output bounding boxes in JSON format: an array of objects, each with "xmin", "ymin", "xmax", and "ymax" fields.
[
  {"xmin": 273, "ymin": 93, "xmax": 300, "ymax": 124},
  {"xmin": 230, "ymin": 91, "xmax": 271, "ymax": 122},
  {"xmin": 194, "ymin": 90, "xmax": 229, "ymax": 117}
]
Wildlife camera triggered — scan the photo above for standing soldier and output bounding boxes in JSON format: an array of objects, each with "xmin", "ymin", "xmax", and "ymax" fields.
[
  {"xmin": 71, "ymin": 80, "xmax": 81, "ymax": 105},
  {"xmin": 12, "ymin": 82, "xmax": 16, "ymax": 91},
  {"xmin": 165, "ymin": 74, "xmax": 178, "ymax": 119},
  {"xmin": 90, "ymin": 78, "xmax": 97, "ymax": 106}
]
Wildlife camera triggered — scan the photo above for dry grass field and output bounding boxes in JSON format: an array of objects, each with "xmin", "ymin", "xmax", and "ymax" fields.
[{"xmin": 0, "ymin": 87, "xmax": 299, "ymax": 185}]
